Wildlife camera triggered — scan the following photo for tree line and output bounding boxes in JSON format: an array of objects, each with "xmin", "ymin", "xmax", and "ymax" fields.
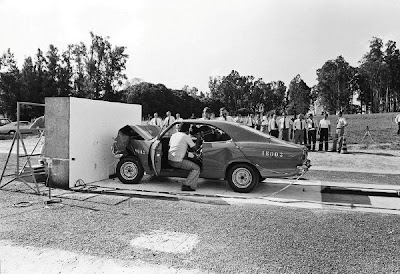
[{"xmin": 1, "ymin": 33, "xmax": 399, "ymax": 121}]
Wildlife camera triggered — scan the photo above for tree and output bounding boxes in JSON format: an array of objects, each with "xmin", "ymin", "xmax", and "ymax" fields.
[
  {"xmin": 316, "ymin": 56, "xmax": 354, "ymax": 113},
  {"xmin": 123, "ymin": 81, "xmax": 207, "ymax": 119},
  {"xmin": 0, "ymin": 49, "xmax": 22, "ymax": 120},
  {"xmin": 383, "ymin": 40, "xmax": 400, "ymax": 111},
  {"xmin": 286, "ymin": 75, "xmax": 311, "ymax": 115},
  {"xmin": 208, "ymin": 70, "xmax": 287, "ymax": 114},
  {"xmin": 85, "ymin": 32, "xmax": 128, "ymax": 100},
  {"xmin": 359, "ymin": 37, "xmax": 386, "ymax": 113},
  {"xmin": 45, "ymin": 44, "xmax": 60, "ymax": 97},
  {"xmin": 58, "ymin": 45, "xmax": 73, "ymax": 97}
]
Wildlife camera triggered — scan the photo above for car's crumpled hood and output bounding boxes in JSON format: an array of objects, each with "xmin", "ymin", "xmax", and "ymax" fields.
[{"xmin": 112, "ymin": 124, "xmax": 160, "ymax": 155}]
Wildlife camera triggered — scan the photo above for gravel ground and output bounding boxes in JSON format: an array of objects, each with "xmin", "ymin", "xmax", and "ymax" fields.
[
  {"xmin": 1, "ymin": 190, "xmax": 400, "ymax": 273},
  {"xmin": 1, "ymin": 138, "xmax": 400, "ymax": 273}
]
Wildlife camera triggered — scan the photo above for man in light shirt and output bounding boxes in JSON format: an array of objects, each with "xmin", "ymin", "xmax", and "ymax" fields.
[
  {"xmin": 268, "ymin": 114, "xmax": 279, "ymax": 138},
  {"xmin": 261, "ymin": 113, "xmax": 269, "ymax": 133},
  {"xmin": 217, "ymin": 107, "xmax": 234, "ymax": 122},
  {"xmin": 168, "ymin": 123, "xmax": 202, "ymax": 191},
  {"xmin": 306, "ymin": 113, "xmax": 317, "ymax": 151},
  {"xmin": 175, "ymin": 113, "xmax": 183, "ymax": 122},
  {"xmin": 163, "ymin": 111, "xmax": 175, "ymax": 129},
  {"xmin": 278, "ymin": 112, "xmax": 292, "ymax": 141},
  {"xmin": 395, "ymin": 113, "xmax": 400, "ymax": 135},
  {"xmin": 318, "ymin": 112, "xmax": 331, "ymax": 151},
  {"xmin": 332, "ymin": 111, "xmax": 348, "ymax": 153},
  {"xmin": 234, "ymin": 113, "xmax": 244, "ymax": 124},
  {"xmin": 149, "ymin": 112, "xmax": 163, "ymax": 128},
  {"xmin": 199, "ymin": 107, "xmax": 212, "ymax": 120},
  {"xmin": 293, "ymin": 114, "xmax": 306, "ymax": 145}
]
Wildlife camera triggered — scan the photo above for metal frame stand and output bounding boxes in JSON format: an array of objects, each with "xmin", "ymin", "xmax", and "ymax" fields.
[
  {"xmin": 0, "ymin": 102, "xmax": 45, "ymax": 194},
  {"xmin": 360, "ymin": 126, "xmax": 374, "ymax": 143}
]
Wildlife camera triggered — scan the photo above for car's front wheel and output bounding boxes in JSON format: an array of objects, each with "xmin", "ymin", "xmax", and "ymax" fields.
[
  {"xmin": 116, "ymin": 156, "xmax": 144, "ymax": 184},
  {"xmin": 227, "ymin": 163, "xmax": 259, "ymax": 193}
]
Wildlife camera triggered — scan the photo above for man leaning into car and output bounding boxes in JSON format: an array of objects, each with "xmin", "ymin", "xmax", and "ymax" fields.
[{"xmin": 168, "ymin": 123, "xmax": 202, "ymax": 191}]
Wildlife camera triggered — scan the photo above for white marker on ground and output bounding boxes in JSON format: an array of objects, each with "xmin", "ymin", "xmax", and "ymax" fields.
[{"xmin": 130, "ymin": 230, "xmax": 199, "ymax": 253}]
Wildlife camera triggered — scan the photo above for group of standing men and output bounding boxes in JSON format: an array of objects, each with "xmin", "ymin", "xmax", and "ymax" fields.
[
  {"xmin": 147, "ymin": 108, "xmax": 348, "ymax": 153},
  {"xmin": 273, "ymin": 111, "xmax": 347, "ymax": 153},
  {"xmin": 148, "ymin": 111, "xmax": 183, "ymax": 129}
]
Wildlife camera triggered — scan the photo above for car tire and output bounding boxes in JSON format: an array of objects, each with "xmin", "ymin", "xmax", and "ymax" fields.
[
  {"xmin": 116, "ymin": 156, "xmax": 144, "ymax": 184},
  {"xmin": 8, "ymin": 130, "xmax": 15, "ymax": 135},
  {"xmin": 227, "ymin": 163, "xmax": 259, "ymax": 193}
]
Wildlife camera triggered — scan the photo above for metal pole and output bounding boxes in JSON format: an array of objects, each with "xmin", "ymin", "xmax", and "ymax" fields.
[{"xmin": 16, "ymin": 102, "xmax": 20, "ymax": 174}]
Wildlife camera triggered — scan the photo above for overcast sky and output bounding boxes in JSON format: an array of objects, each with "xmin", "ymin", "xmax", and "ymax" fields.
[{"xmin": 1, "ymin": 0, "xmax": 399, "ymax": 93}]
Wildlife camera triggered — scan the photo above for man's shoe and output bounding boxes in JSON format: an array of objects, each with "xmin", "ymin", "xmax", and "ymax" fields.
[{"xmin": 181, "ymin": 185, "xmax": 196, "ymax": 191}]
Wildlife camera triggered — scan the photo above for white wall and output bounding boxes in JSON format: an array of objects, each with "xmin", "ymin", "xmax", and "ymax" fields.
[{"xmin": 69, "ymin": 98, "xmax": 141, "ymax": 187}]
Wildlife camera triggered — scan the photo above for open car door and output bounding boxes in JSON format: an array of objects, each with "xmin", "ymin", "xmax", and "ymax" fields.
[{"xmin": 150, "ymin": 139, "xmax": 162, "ymax": 176}]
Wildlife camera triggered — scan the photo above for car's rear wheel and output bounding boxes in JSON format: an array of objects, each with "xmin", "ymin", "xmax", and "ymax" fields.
[
  {"xmin": 227, "ymin": 163, "xmax": 259, "ymax": 193},
  {"xmin": 8, "ymin": 130, "xmax": 15, "ymax": 135},
  {"xmin": 116, "ymin": 156, "xmax": 144, "ymax": 184}
]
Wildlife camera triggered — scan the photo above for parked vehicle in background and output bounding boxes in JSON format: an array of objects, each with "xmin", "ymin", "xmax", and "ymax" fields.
[
  {"xmin": 0, "ymin": 118, "xmax": 11, "ymax": 126},
  {"xmin": 112, "ymin": 119, "xmax": 311, "ymax": 193},
  {"xmin": 0, "ymin": 121, "xmax": 35, "ymax": 135}
]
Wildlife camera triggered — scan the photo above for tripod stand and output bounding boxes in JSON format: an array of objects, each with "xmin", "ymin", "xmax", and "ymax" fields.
[{"xmin": 360, "ymin": 126, "xmax": 374, "ymax": 143}]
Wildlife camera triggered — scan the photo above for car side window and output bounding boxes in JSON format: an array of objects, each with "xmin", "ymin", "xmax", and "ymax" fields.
[{"xmin": 195, "ymin": 125, "xmax": 231, "ymax": 142}]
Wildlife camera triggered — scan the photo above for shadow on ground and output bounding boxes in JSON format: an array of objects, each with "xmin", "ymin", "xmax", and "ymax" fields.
[{"xmin": 351, "ymin": 151, "xmax": 397, "ymax": 157}]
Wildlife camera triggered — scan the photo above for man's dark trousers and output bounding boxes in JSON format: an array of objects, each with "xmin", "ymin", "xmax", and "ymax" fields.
[{"xmin": 319, "ymin": 128, "xmax": 329, "ymax": 151}]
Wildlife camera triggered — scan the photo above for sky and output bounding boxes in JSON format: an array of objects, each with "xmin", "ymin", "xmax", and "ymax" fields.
[{"xmin": 1, "ymin": 0, "xmax": 400, "ymax": 93}]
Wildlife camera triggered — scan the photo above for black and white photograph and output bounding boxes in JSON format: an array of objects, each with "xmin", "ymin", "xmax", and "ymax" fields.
[{"xmin": 1, "ymin": 0, "xmax": 400, "ymax": 273}]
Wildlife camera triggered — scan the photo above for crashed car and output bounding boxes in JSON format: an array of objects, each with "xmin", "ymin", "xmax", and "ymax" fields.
[{"xmin": 112, "ymin": 119, "xmax": 311, "ymax": 193}]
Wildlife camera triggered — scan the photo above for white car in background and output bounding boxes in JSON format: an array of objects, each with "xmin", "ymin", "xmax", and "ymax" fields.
[
  {"xmin": 0, "ymin": 118, "xmax": 11, "ymax": 126},
  {"xmin": 0, "ymin": 121, "xmax": 35, "ymax": 135}
]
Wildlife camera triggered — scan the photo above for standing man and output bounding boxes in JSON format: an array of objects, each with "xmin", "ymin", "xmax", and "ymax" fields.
[
  {"xmin": 254, "ymin": 113, "xmax": 262, "ymax": 130},
  {"xmin": 200, "ymin": 107, "xmax": 212, "ymax": 120},
  {"xmin": 175, "ymin": 113, "xmax": 183, "ymax": 122},
  {"xmin": 261, "ymin": 113, "xmax": 269, "ymax": 133},
  {"xmin": 279, "ymin": 112, "xmax": 292, "ymax": 142},
  {"xmin": 395, "ymin": 113, "xmax": 400, "ymax": 135},
  {"xmin": 293, "ymin": 114, "xmax": 306, "ymax": 145},
  {"xmin": 149, "ymin": 112, "xmax": 163, "ymax": 128},
  {"xmin": 217, "ymin": 107, "xmax": 234, "ymax": 122},
  {"xmin": 235, "ymin": 113, "xmax": 244, "ymax": 124},
  {"xmin": 306, "ymin": 113, "xmax": 317, "ymax": 151},
  {"xmin": 245, "ymin": 113, "xmax": 255, "ymax": 128},
  {"xmin": 163, "ymin": 111, "xmax": 175, "ymax": 129},
  {"xmin": 318, "ymin": 112, "xmax": 331, "ymax": 151},
  {"xmin": 29, "ymin": 115, "xmax": 46, "ymax": 165},
  {"xmin": 168, "ymin": 123, "xmax": 202, "ymax": 191},
  {"xmin": 268, "ymin": 113, "xmax": 279, "ymax": 138},
  {"xmin": 333, "ymin": 111, "xmax": 348, "ymax": 153}
]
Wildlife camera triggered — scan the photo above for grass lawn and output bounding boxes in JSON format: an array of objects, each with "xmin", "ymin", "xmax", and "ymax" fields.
[{"xmin": 313, "ymin": 112, "xmax": 400, "ymax": 146}]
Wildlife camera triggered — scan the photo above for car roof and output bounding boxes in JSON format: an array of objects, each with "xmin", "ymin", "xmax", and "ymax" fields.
[
  {"xmin": 177, "ymin": 119, "xmax": 267, "ymax": 142},
  {"xmin": 176, "ymin": 119, "xmax": 300, "ymax": 148}
]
